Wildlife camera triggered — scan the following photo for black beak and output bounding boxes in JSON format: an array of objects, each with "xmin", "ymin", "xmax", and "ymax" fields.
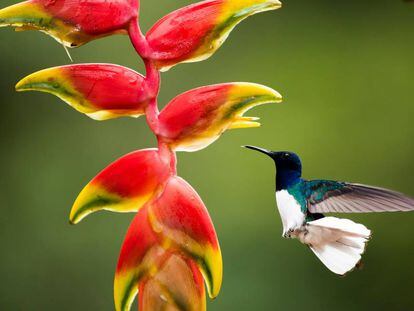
[{"xmin": 243, "ymin": 145, "xmax": 273, "ymax": 157}]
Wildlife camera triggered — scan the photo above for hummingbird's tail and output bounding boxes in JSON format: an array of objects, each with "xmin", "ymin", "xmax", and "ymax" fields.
[{"xmin": 304, "ymin": 217, "xmax": 371, "ymax": 275}]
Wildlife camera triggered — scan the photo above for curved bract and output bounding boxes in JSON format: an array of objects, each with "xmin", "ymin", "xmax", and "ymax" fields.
[
  {"xmin": 115, "ymin": 176, "xmax": 222, "ymax": 311},
  {"xmin": 70, "ymin": 149, "xmax": 172, "ymax": 224},
  {"xmin": 16, "ymin": 64, "xmax": 152, "ymax": 120},
  {"xmin": 139, "ymin": 253, "xmax": 206, "ymax": 311},
  {"xmin": 158, "ymin": 83, "xmax": 283, "ymax": 152},
  {"xmin": 0, "ymin": 0, "xmax": 139, "ymax": 47},
  {"xmin": 149, "ymin": 177, "xmax": 222, "ymax": 298},
  {"xmin": 146, "ymin": 0, "xmax": 282, "ymax": 71}
]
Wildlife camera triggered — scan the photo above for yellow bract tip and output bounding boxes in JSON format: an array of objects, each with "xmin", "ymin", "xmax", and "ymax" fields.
[
  {"xmin": 15, "ymin": 67, "xmax": 98, "ymax": 117},
  {"xmin": 221, "ymin": 0, "xmax": 282, "ymax": 17}
]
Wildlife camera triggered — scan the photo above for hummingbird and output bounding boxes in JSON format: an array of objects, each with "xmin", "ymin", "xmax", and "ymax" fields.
[{"xmin": 244, "ymin": 146, "xmax": 414, "ymax": 275}]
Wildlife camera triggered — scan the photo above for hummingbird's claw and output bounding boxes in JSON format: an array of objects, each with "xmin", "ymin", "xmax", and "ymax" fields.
[{"xmin": 283, "ymin": 229, "xmax": 293, "ymax": 239}]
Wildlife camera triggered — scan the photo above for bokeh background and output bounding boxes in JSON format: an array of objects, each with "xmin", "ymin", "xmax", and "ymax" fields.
[{"xmin": 1, "ymin": 0, "xmax": 413, "ymax": 310}]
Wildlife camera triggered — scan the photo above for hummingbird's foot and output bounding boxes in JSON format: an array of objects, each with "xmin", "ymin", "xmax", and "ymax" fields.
[{"xmin": 283, "ymin": 229, "xmax": 295, "ymax": 239}]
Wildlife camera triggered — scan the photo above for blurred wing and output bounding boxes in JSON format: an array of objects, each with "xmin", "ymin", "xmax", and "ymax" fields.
[{"xmin": 306, "ymin": 180, "xmax": 414, "ymax": 214}]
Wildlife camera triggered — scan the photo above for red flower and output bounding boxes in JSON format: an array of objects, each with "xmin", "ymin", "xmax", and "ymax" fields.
[{"xmin": 1, "ymin": 1, "xmax": 283, "ymax": 310}]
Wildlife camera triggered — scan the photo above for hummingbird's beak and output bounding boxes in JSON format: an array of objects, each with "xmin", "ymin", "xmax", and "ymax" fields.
[{"xmin": 243, "ymin": 145, "xmax": 273, "ymax": 157}]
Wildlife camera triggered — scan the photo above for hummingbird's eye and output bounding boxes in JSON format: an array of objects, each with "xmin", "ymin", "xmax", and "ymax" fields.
[{"xmin": 285, "ymin": 153, "xmax": 290, "ymax": 158}]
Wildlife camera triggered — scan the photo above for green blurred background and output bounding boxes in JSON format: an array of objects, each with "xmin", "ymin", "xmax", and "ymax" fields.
[{"xmin": 1, "ymin": 0, "xmax": 414, "ymax": 310}]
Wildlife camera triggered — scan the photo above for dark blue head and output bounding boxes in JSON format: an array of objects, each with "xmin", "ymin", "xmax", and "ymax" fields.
[{"xmin": 244, "ymin": 146, "xmax": 302, "ymax": 190}]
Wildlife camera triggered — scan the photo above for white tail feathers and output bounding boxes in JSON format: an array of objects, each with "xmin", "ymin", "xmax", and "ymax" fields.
[{"xmin": 305, "ymin": 217, "xmax": 371, "ymax": 275}]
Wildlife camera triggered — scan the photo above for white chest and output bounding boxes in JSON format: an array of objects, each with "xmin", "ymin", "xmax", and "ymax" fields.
[{"xmin": 275, "ymin": 190, "xmax": 305, "ymax": 235}]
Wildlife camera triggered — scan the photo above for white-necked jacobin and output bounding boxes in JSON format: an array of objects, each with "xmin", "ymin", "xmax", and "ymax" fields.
[{"xmin": 245, "ymin": 145, "xmax": 414, "ymax": 275}]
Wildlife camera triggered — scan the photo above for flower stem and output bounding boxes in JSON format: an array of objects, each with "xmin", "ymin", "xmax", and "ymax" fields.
[{"xmin": 128, "ymin": 18, "xmax": 150, "ymax": 58}]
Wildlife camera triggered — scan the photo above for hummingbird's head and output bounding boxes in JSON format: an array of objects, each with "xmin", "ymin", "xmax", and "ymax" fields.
[{"xmin": 244, "ymin": 146, "xmax": 302, "ymax": 189}]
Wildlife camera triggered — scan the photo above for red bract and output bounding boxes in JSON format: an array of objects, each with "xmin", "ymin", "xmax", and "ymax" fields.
[
  {"xmin": 1, "ymin": 0, "xmax": 283, "ymax": 310},
  {"xmin": 0, "ymin": 0, "xmax": 139, "ymax": 47},
  {"xmin": 70, "ymin": 148, "xmax": 173, "ymax": 224},
  {"xmin": 158, "ymin": 83, "xmax": 282, "ymax": 152},
  {"xmin": 16, "ymin": 64, "xmax": 154, "ymax": 120},
  {"xmin": 139, "ymin": 253, "xmax": 206, "ymax": 311},
  {"xmin": 115, "ymin": 176, "xmax": 222, "ymax": 311},
  {"xmin": 145, "ymin": 0, "xmax": 282, "ymax": 71}
]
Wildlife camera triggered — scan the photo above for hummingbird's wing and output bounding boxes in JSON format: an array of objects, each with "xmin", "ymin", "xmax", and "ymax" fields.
[{"xmin": 305, "ymin": 180, "xmax": 414, "ymax": 214}]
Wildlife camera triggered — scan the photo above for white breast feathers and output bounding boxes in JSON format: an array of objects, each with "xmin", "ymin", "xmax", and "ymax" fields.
[{"xmin": 275, "ymin": 190, "xmax": 306, "ymax": 236}]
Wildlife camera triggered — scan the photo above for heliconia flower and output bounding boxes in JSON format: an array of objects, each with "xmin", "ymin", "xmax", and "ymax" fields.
[
  {"xmin": 69, "ymin": 149, "xmax": 173, "ymax": 225},
  {"xmin": 15, "ymin": 64, "xmax": 154, "ymax": 121},
  {"xmin": 0, "ymin": 0, "xmax": 139, "ymax": 48},
  {"xmin": 138, "ymin": 252, "xmax": 206, "ymax": 311},
  {"xmin": 158, "ymin": 83, "xmax": 283, "ymax": 152},
  {"xmin": 146, "ymin": 0, "xmax": 282, "ymax": 71},
  {"xmin": 115, "ymin": 176, "xmax": 222, "ymax": 311}
]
